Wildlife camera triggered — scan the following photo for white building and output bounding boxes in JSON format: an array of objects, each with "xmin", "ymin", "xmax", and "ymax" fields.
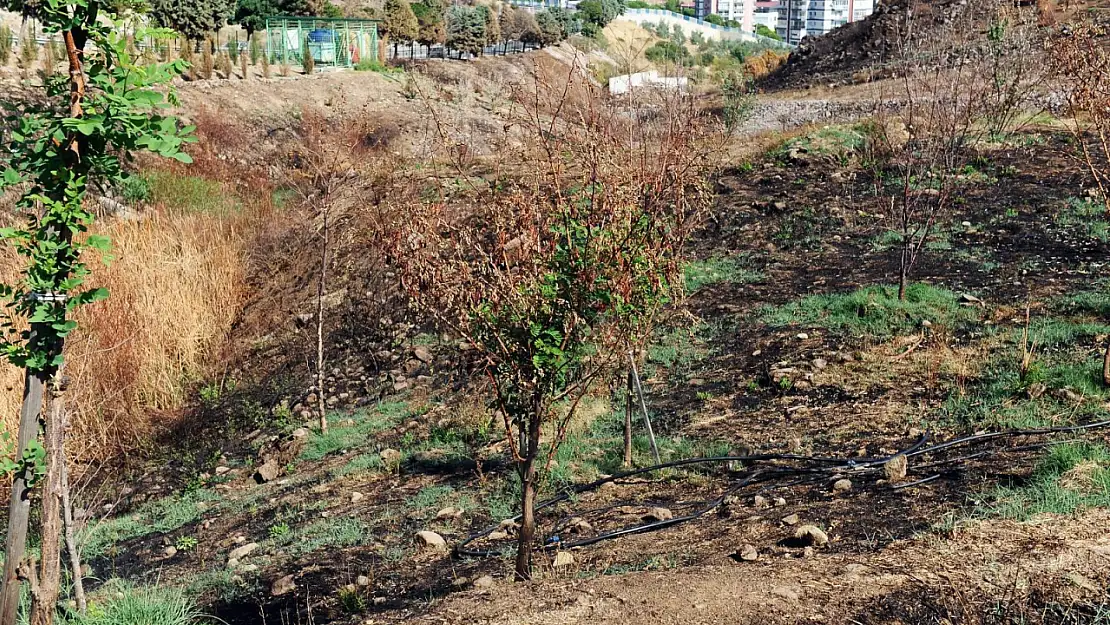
[
  {"xmin": 772, "ymin": 0, "xmax": 872, "ymax": 45},
  {"xmin": 710, "ymin": 0, "xmax": 756, "ymax": 32}
]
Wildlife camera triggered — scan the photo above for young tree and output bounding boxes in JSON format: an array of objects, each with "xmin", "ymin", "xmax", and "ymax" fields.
[
  {"xmin": 413, "ymin": 1, "xmax": 447, "ymax": 47},
  {"xmin": 394, "ymin": 81, "xmax": 718, "ymax": 581},
  {"xmin": 149, "ymin": 0, "xmax": 235, "ymax": 42},
  {"xmin": 381, "ymin": 0, "xmax": 419, "ymax": 56},
  {"xmin": 0, "ymin": 25, "xmax": 11, "ymax": 65},
  {"xmin": 446, "ymin": 5, "xmax": 486, "ymax": 56},
  {"xmin": 478, "ymin": 4, "xmax": 500, "ymax": 45},
  {"xmin": 0, "ymin": 2, "xmax": 194, "ymax": 623},
  {"xmin": 302, "ymin": 35, "xmax": 315, "ymax": 73},
  {"xmin": 510, "ymin": 9, "xmax": 541, "ymax": 45}
]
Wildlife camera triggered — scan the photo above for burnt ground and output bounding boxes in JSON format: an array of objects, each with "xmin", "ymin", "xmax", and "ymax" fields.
[{"xmin": 72, "ymin": 117, "xmax": 1110, "ymax": 625}]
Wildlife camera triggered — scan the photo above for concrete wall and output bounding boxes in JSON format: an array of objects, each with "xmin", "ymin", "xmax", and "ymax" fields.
[{"xmin": 617, "ymin": 8, "xmax": 791, "ymax": 46}]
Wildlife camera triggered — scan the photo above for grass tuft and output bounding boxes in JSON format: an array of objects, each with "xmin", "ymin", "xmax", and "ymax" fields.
[
  {"xmin": 982, "ymin": 442, "xmax": 1110, "ymax": 521},
  {"xmin": 683, "ymin": 254, "xmax": 763, "ymax": 291},
  {"xmin": 761, "ymin": 283, "xmax": 977, "ymax": 338}
]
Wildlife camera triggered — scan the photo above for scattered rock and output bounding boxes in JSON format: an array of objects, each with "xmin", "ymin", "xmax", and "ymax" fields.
[
  {"xmin": 473, "ymin": 575, "xmax": 495, "ymax": 589},
  {"xmin": 553, "ymin": 551, "xmax": 575, "ymax": 567},
  {"xmin": 774, "ymin": 497, "xmax": 787, "ymax": 507},
  {"xmin": 884, "ymin": 454, "xmax": 908, "ymax": 482},
  {"xmin": 803, "ymin": 546, "xmax": 815, "ymax": 558},
  {"xmin": 832, "ymin": 478, "xmax": 852, "ymax": 493},
  {"xmin": 254, "ymin": 456, "xmax": 281, "ymax": 483},
  {"xmin": 356, "ymin": 575, "xmax": 371, "ymax": 587},
  {"xmin": 239, "ymin": 564, "xmax": 259, "ymax": 573},
  {"xmin": 229, "ymin": 542, "xmax": 259, "ymax": 561},
  {"xmin": 436, "ymin": 507, "xmax": 464, "ymax": 521},
  {"xmin": 163, "ymin": 546, "xmax": 178, "ymax": 558},
  {"xmin": 214, "ymin": 466, "xmax": 231, "ymax": 476},
  {"xmin": 488, "ymin": 531, "xmax": 510, "ymax": 540},
  {"xmin": 812, "ymin": 358, "xmax": 828, "ymax": 370},
  {"xmin": 781, "ymin": 514, "xmax": 800, "ymax": 526},
  {"xmin": 959, "ymin": 293, "xmax": 983, "ymax": 306},
  {"xmin": 350, "ymin": 492, "xmax": 365, "ymax": 504},
  {"xmin": 737, "ymin": 544, "xmax": 759, "ymax": 561},
  {"xmin": 1052, "ymin": 388, "xmax": 1084, "ymax": 404},
  {"xmin": 271, "ymin": 574, "xmax": 296, "ymax": 597},
  {"xmin": 1025, "ymin": 383, "xmax": 1047, "ymax": 399},
  {"xmin": 413, "ymin": 347, "xmax": 433, "ymax": 363},
  {"xmin": 568, "ymin": 517, "xmax": 593, "ymax": 534},
  {"xmin": 644, "ymin": 507, "xmax": 674, "ymax": 522},
  {"xmin": 292, "ymin": 427, "xmax": 309, "ymax": 439},
  {"xmin": 498, "ymin": 519, "xmax": 520, "ymax": 532},
  {"xmin": 921, "ymin": 319, "xmax": 933, "ymax": 328},
  {"xmin": 794, "ymin": 525, "xmax": 829, "ymax": 547},
  {"xmin": 754, "ymin": 495, "xmax": 769, "ymax": 508},
  {"xmin": 416, "ymin": 530, "xmax": 447, "ymax": 550},
  {"xmin": 796, "ymin": 333, "xmax": 810, "ymax": 340}
]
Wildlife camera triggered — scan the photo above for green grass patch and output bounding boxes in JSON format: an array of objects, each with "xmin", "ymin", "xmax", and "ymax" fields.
[
  {"xmin": 143, "ymin": 171, "xmax": 238, "ymax": 215},
  {"xmin": 300, "ymin": 401, "xmax": 418, "ymax": 461},
  {"xmin": 981, "ymin": 442, "xmax": 1110, "ymax": 521},
  {"xmin": 63, "ymin": 580, "xmax": 205, "ymax": 625},
  {"xmin": 265, "ymin": 516, "xmax": 370, "ymax": 557},
  {"xmin": 761, "ymin": 284, "xmax": 977, "ymax": 338},
  {"xmin": 683, "ymin": 254, "xmax": 763, "ymax": 291},
  {"xmin": 81, "ymin": 489, "xmax": 222, "ymax": 559},
  {"xmin": 1058, "ymin": 197, "xmax": 1110, "ymax": 243},
  {"xmin": 646, "ymin": 322, "xmax": 712, "ymax": 378},
  {"xmin": 771, "ymin": 124, "xmax": 868, "ymax": 164},
  {"xmin": 331, "ymin": 453, "xmax": 384, "ymax": 479}
]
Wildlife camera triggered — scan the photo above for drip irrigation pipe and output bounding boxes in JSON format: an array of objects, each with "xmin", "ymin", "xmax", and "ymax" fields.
[{"xmin": 454, "ymin": 421, "xmax": 1110, "ymax": 559}]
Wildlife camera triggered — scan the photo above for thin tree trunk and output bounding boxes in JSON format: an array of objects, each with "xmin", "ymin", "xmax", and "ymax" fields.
[
  {"xmin": 0, "ymin": 369, "xmax": 46, "ymax": 625},
  {"xmin": 30, "ymin": 382, "xmax": 66, "ymax": 625},
  {"xmin": 1103, "ymin": 341, "xmax": 1110, "ymax": 387},
  {"xmin": 316, "ymin": 201, "xmax": 329, "ymax": 434},
  {"xmin": 623, "ymin": 369, "xmax": 633, "ymax": 467},
  {"xmin": 898, "ymin": 239, "xmax": 911, "ymax": 301},
  {"xmin": 61, "ymin": 460, "xmax": 85, "ymax": 614},
  {"xmin": 514, "ymin": 470, "xmax": 537, "ymax": 581}
]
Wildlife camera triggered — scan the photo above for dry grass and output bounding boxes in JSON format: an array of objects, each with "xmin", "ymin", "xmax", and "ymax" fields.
[{"xmin": 0, "ymin": 130, "xmax": 271, "ymax": 462}]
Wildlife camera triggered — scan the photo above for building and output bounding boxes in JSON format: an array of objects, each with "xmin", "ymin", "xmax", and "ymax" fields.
[
  {"xmin": 768, "ymin": 0, "xmax": 873, "ymax": 45},
  {"xmin": 701, "ymin": 0, "xmax": 755, "ymax": 30}
]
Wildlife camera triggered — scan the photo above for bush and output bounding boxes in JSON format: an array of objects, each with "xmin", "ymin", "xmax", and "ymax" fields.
[
  {"xmin": 0, "ymin": 25, "xmax": 11, "ymax": 65},
  {"xmin": 644, "ymin": 40, "xmax": 689, "ymax": 64},
  {"xmin": 755, "ymin": 23, "xmax": 781, "ymax": 40}
]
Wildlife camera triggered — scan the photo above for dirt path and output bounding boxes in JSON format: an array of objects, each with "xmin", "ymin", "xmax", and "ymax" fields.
[{"xmin": 411, "ymin": 510, "xmax": 1110, "ymax": 624}]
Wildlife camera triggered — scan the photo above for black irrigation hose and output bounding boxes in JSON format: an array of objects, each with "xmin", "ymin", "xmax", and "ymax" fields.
[{"xmin": 454, "ymin": 421, "xmax": 1110, "ymax": 559}]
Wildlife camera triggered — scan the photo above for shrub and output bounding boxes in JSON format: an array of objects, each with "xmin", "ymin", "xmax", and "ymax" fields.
[
  {"xmin": 644, "ymin": 40, "xmax": 689, "ymax": 64},
  {"xmin": 0, "ymin": 25, "xmax": 11, "ymax": 65}
]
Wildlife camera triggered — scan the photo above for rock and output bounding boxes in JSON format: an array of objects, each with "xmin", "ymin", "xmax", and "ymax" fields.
[
  {"xmin": 435, "ymin": 507, "xmax": 464, "ymax": 521},
  {"xmin": 773, "ymin": 201, "xmax": 787, "ymax": 211},
  {"xmin": 803, "ymin": 546, "xmax": 815, "ymax": 558},
  {"xmin": 832, "ymin": 478, "xmax": 852, "ymax": 493},
  {"xmin": 380, "ymin": 449, "xmax": 403, "ymax": 466},
  {"xmin": 1052, "ymin": 388, "xmax": 1084, "ymax": 404},
  {"xmin": 737, "ymin": 544, "xmax": 759, "ymax": 561},
  {"xmin": 959, "ymin": 293, "xmax": 983, "ymax": 306},
  {"xmin": 413, "ymin": 347, "xmax": 433, "ymax": 363},
  {"xmin": 416, "ymin": 531, "xmax": 447, "ymax": 550},
  {"xmin": 553, "ymin": 551, "xmax": 575, "ymax": 567},
  {"xmin": 498, "ymin": 519, "xmax": 520, "ymax": 532},
  {"xmin": 473, "ymin": 575, "xmax": 495, "ymax": 589},
  {"xmin": 796, "ymin": 333, "xmax": 809, "ymax": 340},
  {"xmin": 356, "ymin": 575, "xmax": 371, "ymax": 586},
  {"xmin": 271, "ymin": 574, "xmax": 296, "ymax": 597},
  {"xmin": 774, "ymin": 497, "xmax": 787, "ymax": 507},
  {"xmin": 214, "ymin": 466, "xmax": 231, "ymax": 476},
  {"xmin": 753, "ymin": 495, "xmax": 769, "ymax": 508},
  {"xmin": 921, "ymin": 319, "xmax": 933, "ymax": 328},
  {"xmin": 163, "ymin": 546, "xmax": 178, "ymax": 558},
  {"xmin": 644, "ymin": 507, "xmax": 674, "ymax": 522},
  {"xmin": 794, "ymin": 525, "xmax": 829, "ymax": 547},
  {"xmin": 255, "ymin": 458, "xmax": 280, "ymax": 484},
  {"xmin": 488, "ymin": 531, "xmax": 510, "ymax": 540},
  {"xmin": 1026, "ymin": 383, "xmax": 1047, "ymax": 399},
  {"xmin": 772, "ymin": 586, "xmax": 800, "ymax": 601},
  {"xmin": 781, "ymin": 514, "xmax": 800, "ymax": 526},
  {"xmin": 229, "ymin": 542, "xmax": 259, "ymax": 561},
  {"xmin": 350, "ymin": 492, "xmax": 365, "ymax": 504},
  {"xmin": 812, "ymin": 358, "xmax": 828, "ymax": 370},
  {"xmin": 884, "ymin": 454, "xmax": 908, "ymax": 482},
  {"xmin": 292, "ymin": 427, "xmax": 309, "ymax": 439},
  {"xmin": 568, "ymin": 517, "xmax": 593, "ymax": 534}
]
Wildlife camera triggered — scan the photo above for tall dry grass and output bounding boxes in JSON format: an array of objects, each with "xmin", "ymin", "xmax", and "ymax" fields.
[{"xmin": 0, "ymin": 177, "xmax": 262, "ymax": 462}]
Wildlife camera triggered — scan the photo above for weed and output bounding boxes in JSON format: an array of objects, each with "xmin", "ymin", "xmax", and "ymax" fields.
[
  {"xmin": 407, "ymin": 485, "xmax": 456, "ymax": 511},
  {"xmin": 66, "ymin": 580, "xmax": 204, "ymax": 625},
  {"xmin": 144, "ymin": 171, "xmax": 239, "ymax": 215},
  {"xmin": 286, "ymin": 518, "xmax": 369, "ymax": 556},
  {"xmin": 683, "ymin": 254, "xmax": 763, "ymax": 291},
  {"xmin": 1057, "ymin": 197, "xmax": 1110, "ymax": 242},
  {"xmin": 980, "ymin": 442, "xmax": 1110, "ymax": 520},
  {"xmin": 174, "ymin": 536, "xmax": 198, "ymax": 552},
  {"xmin": 81, "ymin": 489, "xmax": 221, "ymax": 559},
  {"xmin": 338, "ymin": 586, "xmax": 367, "ymax": 614},
  {"xmin": 355, "ymin": 59, "xmax": 400, "ymax": 73},
  {"xmin": 331, "ymin": 453, "xmax": 384, "ymax": 478},
  {"xmin": 761, "ymin": 284, "xmax": 978, "ymax": 338},
  {"xmin": 268, "ymin": 522, "xmax": 290, "ymax": 539}
]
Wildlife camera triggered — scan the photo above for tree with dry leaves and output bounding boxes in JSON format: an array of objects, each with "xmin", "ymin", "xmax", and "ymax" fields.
[{"xmin": 393, "ymin": 81, "xmax": 719, "ymax": 580}]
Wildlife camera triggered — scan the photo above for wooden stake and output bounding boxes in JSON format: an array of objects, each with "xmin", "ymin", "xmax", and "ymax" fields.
[{"xmin": 628, "ymin": 352, "xmax": 661, "ymax": 465}]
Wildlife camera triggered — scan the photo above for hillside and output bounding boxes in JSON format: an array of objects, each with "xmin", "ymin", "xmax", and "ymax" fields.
[{"xmin": 4, "ymin": 7, "xmax": 1110, "ymax": 625}]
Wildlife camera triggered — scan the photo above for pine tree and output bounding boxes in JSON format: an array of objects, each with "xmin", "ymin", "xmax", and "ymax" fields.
[
  {"xmin": 250, "ymin": 32, "xmax": 262, "ymax": 64},
  {"xmin": 302, "ymin": 36, "xmax": 314, "ymax": 74},
  {"xmin": 413, "ymin": 0, "xmax": 447, "ymax": 46},
  {"xmin": 201, "ymin": 38, "xmax": 215, "ymax": 79},
  {"xmin": 480, "ymin": 5, "xmax": 500, "ymax": 45},
  {"xmin": 446, "ymin": 5, "xmax": 487, "ymax": 56},
  {"xmin": 382, "ymin": 0, "xmax": 419, "ymax": 49},
  {"xmin": 149, "ymin": 0, "xmax": 236, "ymax": 42}
]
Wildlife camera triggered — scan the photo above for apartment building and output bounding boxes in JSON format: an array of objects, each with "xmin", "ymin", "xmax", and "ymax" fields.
[{"xmin": 768, "ymin": 0, "xmax": 872, "ymax": 44}]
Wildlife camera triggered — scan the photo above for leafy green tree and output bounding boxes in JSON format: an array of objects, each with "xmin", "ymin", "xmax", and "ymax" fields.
[
  {"xmin": 150, "ymin": 0, "xmax": 235, "ymax": 41},
  {"xmin": 510, "ymin": 8, "xmax": 541, "ymax": 44},
  {"xmin": 644, "ymin": 39, "xmax": 688, "ymax": 64},
  {"xmin": 235, "ymin": 0, "xmax": 276, "ymax": 38},
  {"xmin": 413, "ymin": 0, "xmax": 447, "ymax": 46},
  {"xmin": 381, "ymin": 0, "xmax": 419, "ymax": 48},
  {"xmin": 446, "ymin": 5, "xmax": 486, "ymax": 55},
  {"xmin": 546, "ymin": 7, "xmax": 580, "ymax": 38},
  {"xmin": 478, "ymin": 5, "xmax": 500, "ymax": 45},
  {"xmin": 0, "ymin": 1, "xmax": 194, "ymax": 623},
  {"xmin": 535, "ymin": 9, "xmax": 565, "ymax": 46},
  {"xmin": 755, "ymin": 23, "xmax": 781, "ymax": 40}
]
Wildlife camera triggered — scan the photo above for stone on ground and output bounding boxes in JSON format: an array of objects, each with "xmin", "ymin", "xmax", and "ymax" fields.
[{"xmin": 416, "ymin": 530, "xmax": 447, "ymax": 550}]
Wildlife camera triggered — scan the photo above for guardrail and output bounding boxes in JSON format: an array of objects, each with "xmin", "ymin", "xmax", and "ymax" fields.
[{"xmin": 621, "ymin": 8, "xmax": 794, "ymax": 47}]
